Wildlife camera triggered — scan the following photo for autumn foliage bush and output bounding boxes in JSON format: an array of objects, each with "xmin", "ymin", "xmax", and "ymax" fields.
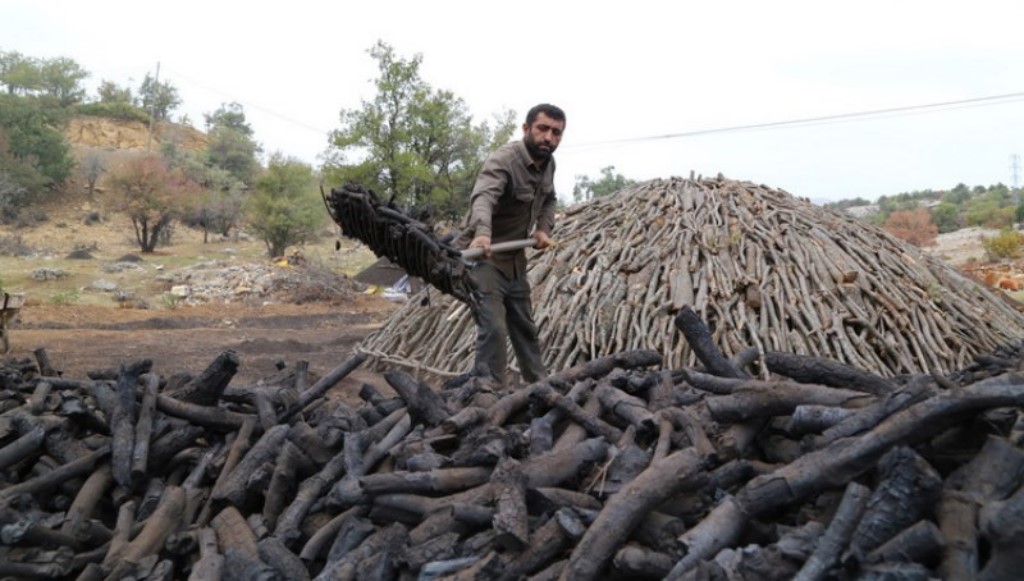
[
  {"xmin": 883, "ymin": 207, "xmax": 938, "ymax": 247},
  {"xmin": 981, "ymin": 228, "xmax": 1024, "ymax": 259}
]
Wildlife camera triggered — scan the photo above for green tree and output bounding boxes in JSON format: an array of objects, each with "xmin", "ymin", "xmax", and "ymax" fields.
[
  {"xmin": 205, "ymin": 102, "xmax": 261, "ymax": 185},
  {"xmin": 0, "ymin": 94, "xmax": 74, "ymax": 195},
  {"xmin": 97, "ymin": 80, "xmax": 133, "ymax": 103},
  {"xmin": 138, "ymin": 72, "xmax": 181, "ymax": 121},
  {"xmin": 572, "ymin": 166, "xmax": 636, "ymax": 203},
  {"xmin": 324, "ymin": 41, "xmax": 515, "ymax": 219},
  {"xmin": 930, "ymin": 201, "xmax": 961, "ymax": 234},
  {"xmin": 161, "ymin": 142, "xmax": 246, "ymax": 241},
  {"xmin": 0, "ymin": 50, "xmax": 40, "ymax": 95},
  {"xmin": 246, "ymin": 153, "xmax": 324, "ymax": 257},
  {"xmin": 106, "ymin": 155, "xmax": 200, "ymax": 252},
  {"xmin": 38, "ymin": 57, "xmax": 88, "ymax": 107}
]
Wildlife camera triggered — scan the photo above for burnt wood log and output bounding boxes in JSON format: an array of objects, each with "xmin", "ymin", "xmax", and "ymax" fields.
[
  {"xmin": 978, "ymin": 480, "xmax": 1024, "ymax": 581},
  {"xmin": 843, "ymin": 447, "xmax": 943, "ymax": 565},
  {"xmin": 130, "ymin": 373, "xmax": 159, "ymax": 488},
  {"xmin": 211, "ymin": 505, "xmax": 260, "ymax": 558},
  {"xmin": 258, "ymin": 536, "xmax": 310, "ymax": 581},
  {"xmin": 674, "ymin": 305, "xmax": 749, "ymax": 379},
  {"xmin": 212, "ymin": 424, "xmax": 290, "ymax": 508},
  {"xmin": 61, "ymin": 463, "xmax": 112, "ymax": 540},
  {"xmin": 0, "ymin": 445, "xmax": 110, "ymax": 503},
  {"xmin": 563, "ymin": 448, "xmax": 703, "ymax": 580},
  {"xmin": 164, "ymin": 350, "xmax": 239, "ymax": 406},
  {"xmin": 764, "ymin": 351, "xmax": 895, "ymax": 395},
  {"xmin": 705, "ymin": 381, "xmax": 873, "ymax": 423},
  {"xmin": 298, "ymin": 506, "xmax": 367, "ymax": 561},
  {"xmin": 864, "ymin": 519, "xmax": 945, "ymax": 565},
  {"xmin": 612, "ymin": 544, "xmax": 675, "ymax": 579},
  {"xmin": 491, "ymin": 456, "xmax": 529, "ymax": 551},
  {"xmin": 792, "ymin": 481, "xmax": 871, "ymax": 581},
  {"xmin": 360, "ymin": 466, "xmax": 492, "ymax": 495},
  {"xmin": 0, "ymin": 423, "xmax": 45, "ymax": 470},
  {"xmin": 383, "ymin": 369, "xmax": 450, "ymax": 427},
  {"xmin": 101, "ymin": 499, "xmax": 136, "ymax": 569},
  {"xmin": 262, "ymin": 441, "xmax": 312, "ymax": 531},
  {"xmin": 104, "ymin": 485, "xmax": 186, "ymax": 581},
  {"xmin": 111, "ymin": 362, "xmax": 145, "ymax": 488},
  {"xmin": 938, "ymin": 435, "xmax": 1024, "ymax": 579},
  {"xmin": 273, "ymin": 450, "xmax": 348, "ymax": 544},
  {"xmin": 278, "ymin": 353, "xmax": 367, "ymax": 422},
  {"xmin": 498, "ymin": 508, "xmax": 586, "ymax": 581},
  {"xmin": 155, "ymin": 394, "xmax": 254, "ymax": 431},
  {"xmin": 199, "ymin": 417, "xmax": 257, "ymax": 526},
  {"xmin": 668, "ymin": 372, "xmax": 1024, "ymax": 578},
  {"xmin": 187, "ymin": 528, "xmax": 223, "ymax": 581}
]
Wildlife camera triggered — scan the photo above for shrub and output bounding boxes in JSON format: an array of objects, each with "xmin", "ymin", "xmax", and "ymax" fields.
[
  {"xmin": 982, "ymin": 229, "xmax": 1024, "ymax": 260},
  {"xmin": 74, "ymin": 103, "xmax": 151, "ymax": 124}
]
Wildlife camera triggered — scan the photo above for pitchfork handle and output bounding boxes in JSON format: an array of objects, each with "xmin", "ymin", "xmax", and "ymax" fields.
[{"xmin": 461, "ymin": 238, "xmax": 539, "ymax": 260}]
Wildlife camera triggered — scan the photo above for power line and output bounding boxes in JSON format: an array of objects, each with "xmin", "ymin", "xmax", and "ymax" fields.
[
  {"xmin": 161, "ymin": 65, "xmax": 331, "ymax": 136},
  {"xmin": 564, "ymin": 91, "xmax": 1024, "ymax": 152}
]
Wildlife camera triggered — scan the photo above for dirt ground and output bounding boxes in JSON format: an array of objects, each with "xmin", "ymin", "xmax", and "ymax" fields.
[{"xmin": 4, "ymin": 295, "xmax": 401, "ymax": 394}]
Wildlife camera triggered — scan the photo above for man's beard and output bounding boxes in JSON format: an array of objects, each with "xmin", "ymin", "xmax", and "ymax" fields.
[{"xmin": 524, "ymin": 136, "xmax": 555, "ymax": 161}]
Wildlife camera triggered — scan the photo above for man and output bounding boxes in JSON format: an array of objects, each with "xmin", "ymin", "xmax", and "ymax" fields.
[{"xmin": 459, "ymin": 103, "xmax": 566, "ymax": 387}]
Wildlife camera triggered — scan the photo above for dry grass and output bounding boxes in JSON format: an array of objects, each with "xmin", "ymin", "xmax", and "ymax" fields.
[{"xmin": 0, "ymin": 196, "xmax": 378, "ymax": 310}]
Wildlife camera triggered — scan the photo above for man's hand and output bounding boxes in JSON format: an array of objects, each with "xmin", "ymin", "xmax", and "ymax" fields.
[
  {"xmin": 533, "ymin": 230, "xmax": 551, "ymax": 250},
  {"xmin": 469, "ymin": 235, "xmax": 492, "ymax": 258}
]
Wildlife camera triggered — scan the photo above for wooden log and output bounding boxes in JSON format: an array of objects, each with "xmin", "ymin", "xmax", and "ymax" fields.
[
  {"xmin": 262, "ymin": 441, "xmax": 312, "ymax": 530},
  {"xmin": 360, "ymin": 467, "xmax": 493, "ymax": 495},
  {"xmin": 978, "ymin": 478, "xmax": 1024, "ymax": 581},
  {"xmin": 705, "ymin": 381, "xmax": 874, "ymax": 423},
  {"xmin": 594, "ymin": 381, "xmax": 657, "ymax": 437},
  {"xmin": 61, "ymin": 463, "xmax": 113, "ymax": 540},
  {"xmin": 792, "ymin": 482, "xmax": 871, "ymax": 581},
  {"xmin": 499, "ymin": 508, "xmax": 586, "ymax": 581},
  {"xmin": 187, "ymin": 528, "xmax": 223, "ymax": 581},
  {"xmin": 101, "ymin": 499, "xmax": 136, "ymax": 569},
  {"xmin": 562, "ymin": 448, "xmax": 703, "ymax": 580},
  {"xmin": 298, "ymin": 506, "xmax": 367, "ymax": 561},
  {"xmin": 258, "ymin": 536, "xmax": 310, "ymax": 581},
  {"xmin": 104, "ymin": 485, "xmax": 186, "ymax": 581},
  {"xmin": 212, "ymin": 424, "xmax": 290, "ymax": 508},
  {"xmin": 0, "ymin": 445, "xmax": 109, "ymax": 503},
  {"xmin": 130, "ymin": 373, "xmax": 159, "ymax": 488},
  {"xmin": 612, "ymin": 544, "xmax": 675, "ymax": 579},
  {"xmin": 669, "ymin": 373, "xmax": 1024, "ymax": 578},
  {"xmin": 156, "ymin": 394, "xmax": 254, "ymax": 431},
  {"xmin": 674, "ymin": 305, "xmax": 748, "ymax": 379},
  {"xmin": 274, "ymin": 450, "xmax": 349, "ymax": 544},
  {"xmin": 383, "ymin": 369, "xmax": 450, "ymax": 427},
  {"xmin": 199, "ymin": 417, "xmax": 257, "ymax": 526},
  {"xmin": 843, "ymin": 447, "xmax": 943, "ymax": 564},
  {"xmin": 938, "ymin": 435, "xmax": 1024, "ymax": 579},
  {"xmin": 211, "ymin": 505, "xmax": 261, "ymax": 558},
  {"xmin": 864, "ymin": 519, "xmax": 945, "ymax": 565},
  {"xmin": 532, "ymin": 384, "xmax": 621, "ymax": 442},
  {"xmin": 491, "ymin": 456, "xmax": 529, "ymax": 551},
  {"xmin": 27, "ymin": 379, "xmax": 52, "ymax": 414},
  {"xmin": 0, "ymin": 423, "xmax": 45, "ymax": 470},
  {"xmin": 111, "ymin": 363, "xmax": 144, "ymax": 488},
  {"xmin": 278, "ymin": 353, "xmax": 367, "ymax": 422},
  {"xmin": 764, "ymin": 350, "xmax": 895, "ymax": 395},
  {"xmin": 165, "ymin": 350, "xmax": 239, "ymax": 406}
]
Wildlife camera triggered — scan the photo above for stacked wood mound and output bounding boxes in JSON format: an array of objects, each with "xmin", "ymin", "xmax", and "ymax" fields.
[
  {"xmin": 359, "ymin": 175, "xmax": 1024, "ymax": 382},
  {"xmin": 2, "ymin": 319, "xmax": 1024, "ymax": 580}
]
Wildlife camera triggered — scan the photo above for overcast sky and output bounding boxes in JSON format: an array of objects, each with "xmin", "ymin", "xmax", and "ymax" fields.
[{"xmin": 5, "ymin": 1, "xmax": 1024, "ymax": 203}]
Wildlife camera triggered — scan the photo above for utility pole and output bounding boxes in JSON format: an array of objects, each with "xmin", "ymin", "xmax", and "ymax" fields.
[
  {"xmin": 1012, "ymin": 154, "xmax": 1021, "ymax": 226},
  {"xmin": 146, "ymin": 62, "xmax": 160, "ymax": 153}
]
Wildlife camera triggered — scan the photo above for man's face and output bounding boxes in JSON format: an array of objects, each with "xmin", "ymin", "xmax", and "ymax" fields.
[{"xmin": 522, "ymin": 112, "xmax": 565, "ymax": 162}]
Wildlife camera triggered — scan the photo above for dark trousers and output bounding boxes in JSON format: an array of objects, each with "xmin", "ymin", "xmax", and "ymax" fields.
[{"xmin": 471, "ymin": 262, "xmax": 547, "ymax": 385}]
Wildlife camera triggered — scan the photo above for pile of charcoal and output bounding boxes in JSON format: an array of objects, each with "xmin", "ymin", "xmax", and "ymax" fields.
[{"xmin": 2, "ymin": 307, "xmax": 1024, "ymax": 580}]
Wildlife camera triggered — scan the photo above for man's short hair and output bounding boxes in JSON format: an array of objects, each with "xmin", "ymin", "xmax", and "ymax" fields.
[{"xmin": 526, "ymin": 104, "xmax": 566, "ymax": 126}]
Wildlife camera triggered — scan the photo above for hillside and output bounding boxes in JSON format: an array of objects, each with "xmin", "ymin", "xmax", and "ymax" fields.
[{"xmin": 65, "ymin": 115, "xmax": 208, "ymax": 152}]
